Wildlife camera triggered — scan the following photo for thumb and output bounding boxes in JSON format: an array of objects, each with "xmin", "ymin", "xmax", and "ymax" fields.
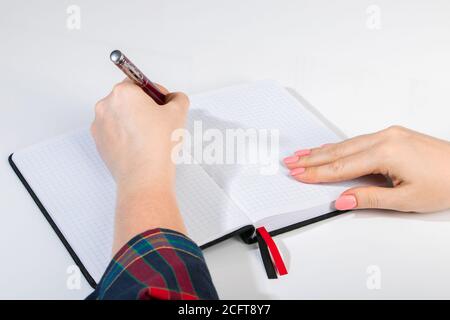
[{"xmin": 334, "ymin": 186, "xmax": 410, "ymax": 212}]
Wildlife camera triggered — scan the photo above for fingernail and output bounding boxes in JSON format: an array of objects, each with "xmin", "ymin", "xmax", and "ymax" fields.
[
  {"xmin": 290, "ymin": 167, "xmax": 305, "ymax": 176},
  {"xmin": 283, "ymin": 155, "xmax": 298, "ymax": 164},
  {"xmin": 335, "ymin": 195, "xmax": 357, "ymax": 210},
  {"xmin": 294, "ymin": 149, "xmax": 311, "ymax": 157}
]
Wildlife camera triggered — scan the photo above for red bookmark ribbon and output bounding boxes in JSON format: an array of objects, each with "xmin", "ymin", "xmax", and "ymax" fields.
[{"xmin": 256, "ymin": 227, "xmax": 288, "ymax": 276}]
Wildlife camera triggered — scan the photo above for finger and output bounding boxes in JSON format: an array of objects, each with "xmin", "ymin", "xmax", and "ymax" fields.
[
  {"xmin": 334, "ymin": 185, "xmax": 412, "ymax": 212},
  {"xmin": 166, "ymin": 91, "xmax": 190, "ymax": 110},
  {"xmin": 290, "ymin": 150, "xmax": 380, "ymax": 183},
  {"xmin": 284, "ymin": 132, "xmax": 382, "ymax": 170},
  {"xmin": 94, "ymin": 96, "xmax": 109, "ymax": 118},
  {"xmin": 121, "ymin": 78, "xmax": 134, "ymax": 84},
  {"xmin": 153, "ymin": 82, "xmax": 169, "ymax": 94},
  {"xmin": 120, "ymin": 78, "xmax": 169, "ymax": 95}
]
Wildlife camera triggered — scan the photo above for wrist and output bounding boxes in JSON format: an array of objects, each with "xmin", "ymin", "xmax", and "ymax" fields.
[
  {"xmin": 113, "ymin": 183, "xmax": 186, "ymax": 254},
  {"xmin": 115, "ymin": 165, "xmax": 175, "ymax": 194},
  {"xmin": 117, "ymin": 177, "xmax": 174, "ymax": 202}
]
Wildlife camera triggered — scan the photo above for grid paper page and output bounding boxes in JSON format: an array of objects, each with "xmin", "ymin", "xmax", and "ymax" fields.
[
  {"xmin": 12, "ymin": 129, "xmax": 249, "ymax": 283},
  {"xmin": 188, "ymin": 80, "xmax": 365, "ymax": 223}
]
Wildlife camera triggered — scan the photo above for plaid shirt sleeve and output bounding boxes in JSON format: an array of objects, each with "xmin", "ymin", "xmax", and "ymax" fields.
[{"xmin": 86, "ymin": 228, "xmax": 219, "ymax": 300}]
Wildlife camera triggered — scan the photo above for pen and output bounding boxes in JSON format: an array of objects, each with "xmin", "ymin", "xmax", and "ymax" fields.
[{"xmin": 110, "ymin": 50, "xmax": 166, "ymax": 105}]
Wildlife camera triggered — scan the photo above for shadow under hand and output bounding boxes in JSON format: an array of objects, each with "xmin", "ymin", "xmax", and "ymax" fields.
[{"xmin": 186, "ymin": 109, "xmax": 269, "ymax": 192}]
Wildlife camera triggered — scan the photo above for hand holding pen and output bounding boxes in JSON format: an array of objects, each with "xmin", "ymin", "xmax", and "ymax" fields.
[
  {"xmin": 110, "ymin": 50, "xmax": 167, "ymax": 105},
  {"xmin": 92, "ymin": 50, "xmax": 190, "ymax": 252}
]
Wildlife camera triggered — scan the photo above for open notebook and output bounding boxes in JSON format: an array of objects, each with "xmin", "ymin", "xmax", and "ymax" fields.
[{"xmin": 9, "ymin": 81, "xmax": 373, "ymax": 286}]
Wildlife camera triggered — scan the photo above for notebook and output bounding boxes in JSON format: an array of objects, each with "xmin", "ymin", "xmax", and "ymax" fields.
[{"xmin": 9, "ymin": 80, "xmax": 374, "ymax": 287}]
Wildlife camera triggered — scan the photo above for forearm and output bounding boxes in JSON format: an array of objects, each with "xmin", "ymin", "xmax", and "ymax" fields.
[
  {"xmin": 113, "ymin": 183, "xmax": 187, "ymax": 255},
  {"xmin": 90, "ymin": 81, "xmax": 199, "ymax": 299}
]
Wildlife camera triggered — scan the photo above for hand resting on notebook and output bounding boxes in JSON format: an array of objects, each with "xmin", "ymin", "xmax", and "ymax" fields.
[
  {"xmin": 91, "ymin": 79, "xmax": 190, "ymax": 253},
  {"xmin": 284, "ymin": 126, "xmax": 450, "ymax": 213}
]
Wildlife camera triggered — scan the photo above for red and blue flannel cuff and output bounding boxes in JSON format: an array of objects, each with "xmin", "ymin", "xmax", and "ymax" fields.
[{"xmin": 87, "ymin": 228, "xmax": 218, "ymax": 300}]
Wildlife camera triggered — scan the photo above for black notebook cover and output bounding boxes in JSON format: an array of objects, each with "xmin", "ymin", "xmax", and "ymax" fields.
[{"xmin": 9, "ymin": 153, "xmax": 345, "ymax": 288}]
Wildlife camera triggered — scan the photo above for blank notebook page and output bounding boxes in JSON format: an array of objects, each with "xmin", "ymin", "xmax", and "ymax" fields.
[
  {"xmin": 188, "ymin": 81, "xmax": 364, "ymax": 224},
  {"xmin": 12, "ymin": 129, "xmax": 249, "ymax": 283}
]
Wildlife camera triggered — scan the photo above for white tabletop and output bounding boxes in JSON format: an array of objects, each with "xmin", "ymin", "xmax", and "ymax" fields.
[{"xmin": 1, "ymin": 0, "xmax": 450, "ymax": 299}]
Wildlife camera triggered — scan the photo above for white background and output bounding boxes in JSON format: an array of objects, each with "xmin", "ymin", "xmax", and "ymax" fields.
[{"xmin": 1, "ymin": 0, "xmax": 450, "ymax": 299}]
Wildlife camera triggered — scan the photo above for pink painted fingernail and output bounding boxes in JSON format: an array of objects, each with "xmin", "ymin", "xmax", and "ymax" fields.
[
  {"xmin": 290, "ymin": 167, "xmax": 305, "ymax": 176},
  {"xmin": 335, "ymin": 195, "xmax": 357, "ymax": 210},
  {"xmin": 294, "ymin": 149, "xmax": 311, "ymax": 157},
  {"xmin": 283, "ymin": 155, "xmax": 298, "ymax": 164}
]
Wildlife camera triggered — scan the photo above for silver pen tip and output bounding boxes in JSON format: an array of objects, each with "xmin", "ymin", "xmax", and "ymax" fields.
[{"xmin": 110, "ymin": 50, "xmax": 123, "ymax": 64}]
